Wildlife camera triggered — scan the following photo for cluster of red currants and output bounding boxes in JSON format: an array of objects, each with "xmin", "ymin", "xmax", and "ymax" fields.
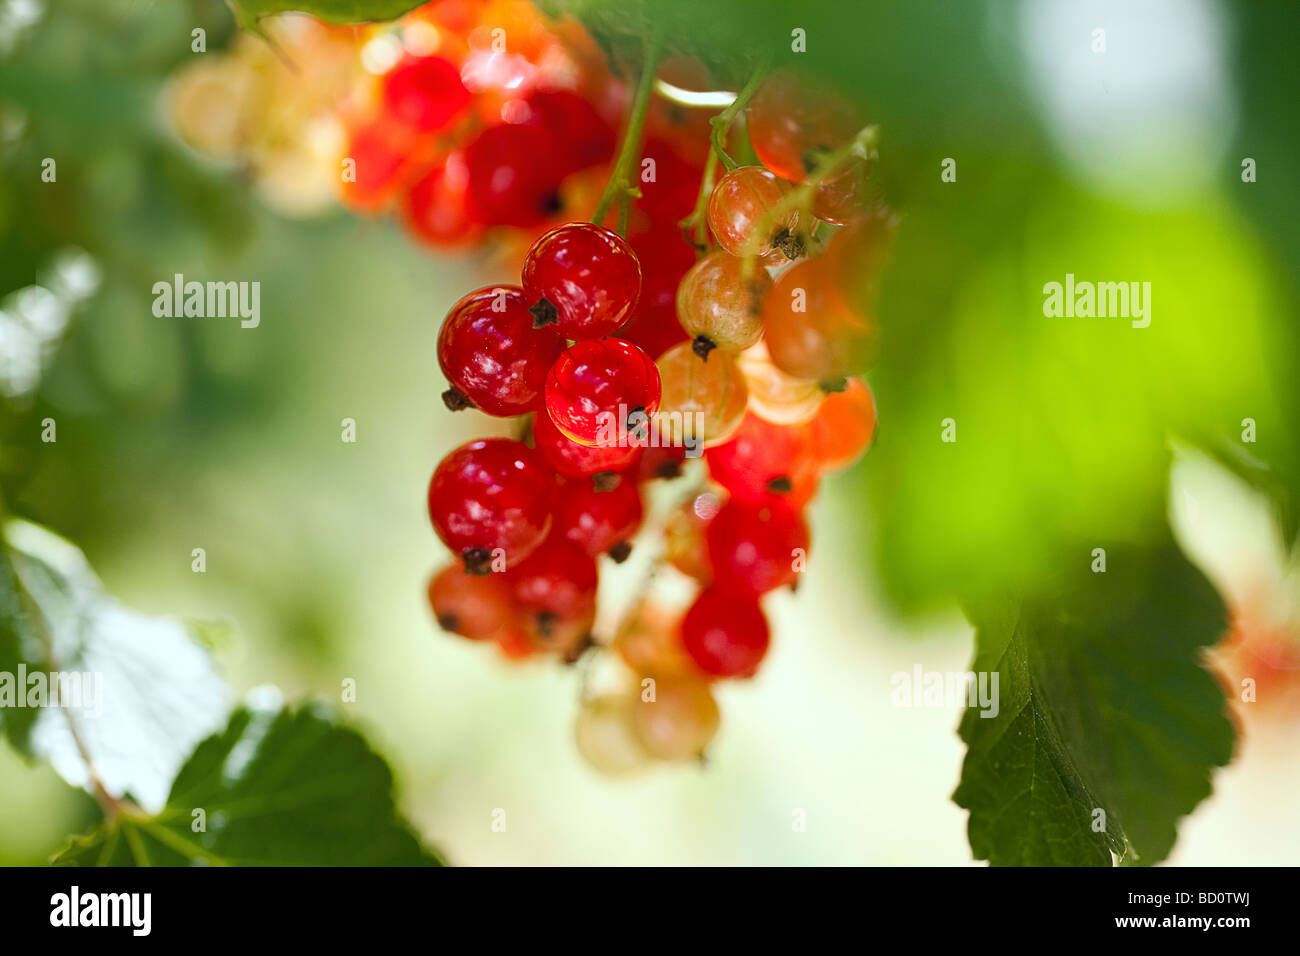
[
  {"xmin": 425, "ymin": 62, "xmax": 884, "ymax": 773},
  {"xmin": 338, "ymin": 0, "xmax": 620, "ymax": 245}
]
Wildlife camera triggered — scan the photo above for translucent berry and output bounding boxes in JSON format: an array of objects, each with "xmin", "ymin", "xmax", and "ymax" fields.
[
  {"xmin": 706, "ymin": 412, "xmax": 819, "ymax": 508},
  {"xmin": 532, "ymin": 405, "xmax": 642, "ymax": 478},
  {"xmin": 382, "ymin": 55, "xmax": 472, "ymax": 132},
  {"xmin": 632, "ymin": 677, "xmax": 720, "ymax": 761},
  {"xmin": 680, "ymin": 586, "xmax": 770, "ymax": 679},
  {"xmin": 576, "ymin": 693, "xmax": 653, "ymax": 776},
  {"xmin": 522, "ymin": 223, "xmax": 642, "ymax": 339},
  {"xmin": 705, "ymin": 499, "xmax": 809, "ymax": 596},
  {"xmin": 747, "ymin": 69, "xmax": 865, "ymax": 182},
  {"xmin": 616, "ymin": 603, "xmax": 697, "ymax": 677},
  {"xmin": 524, "ymin": 89, "xmax": 616, "ymax": 178},
  {"xmin": 654, "ymin": 341, "xmax": 748, "ymax": 449},
  {"xmin": 813, "ymin": 153, "xmax": 869, "ymax": 225},
  {"xmin": 338, "ymin": 119, "xmax": 422, "ymax": 215},
  {"xmin": 676, "ymin": 251, "xmax": 770, "ymax": 355},
  {"xmin": 437, "ymin": 286, "xmax": 566, "ymax": 416},
  {"xmin": 544, "ymin": 338, "xmax": 661, "ymax": 446},
  {"xmin": 664, "ymin": 491, "xmax": 721, "ymax": 583},
  {"xmin": 426, "ymin": 564, "xmax": 513, "ymax": 640},
  {"xmin": 736, "ymin": 342, "xmax": 826, "ymax": 425},
  {"xmin": 554, "ymin": 479, "xmax": 644, "ymax": 560},
  {"xmin": 707, "ymin": 165, "xmax": 806, "ymax": 262},
  {"xmin": 809, "ymin": 377, "xmax": 876, "ymax": 471},
  {"xmin": 428, "ymin": 438, "xmax": 553, "ymax": 571},
  {"xmin": 761, "ymin": 254, "xmax": 878, "ymax": 383}
]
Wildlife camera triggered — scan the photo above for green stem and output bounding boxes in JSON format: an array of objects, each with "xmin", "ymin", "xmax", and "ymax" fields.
[
  {"xmin": 591, "ymin": 27, "xmax": 665, "ymax": 234},
  {"xmin": 708, "ymin": 61, "xmax": 770, "ymax": 172}
]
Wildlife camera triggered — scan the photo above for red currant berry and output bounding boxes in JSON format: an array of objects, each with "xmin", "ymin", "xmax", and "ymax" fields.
[
  {"xmin": 706, "ymin": 412, "xmax": 819, "ymax": 508},
  {"xmin": 532, "ymin": 405, "xmax": 642, "ymax": 478},
  {"xmin": 382, "ymin": 55, "xmax": 472, "ymax": 133},
  {"xmin": 707, "ymin": 165, "xmax": 806, "ymax": 262},
  {"xmin": 428, "ymin": 438, "xmax": 553, "ymax": 571},
  {"xmin": 524, "ymin": 89, "xmax": 616, "ymax": 176},
  {"xmin": 762, "ymin": 253, "xmax": 878, "ymax": 383},
  {"xmin": 544, "ymin": 338, "xmax": 661, "ymax": 446},
  {"xmin": 522, "ymin": 223, "xmax": 642, "ymax": 339},
  {"xmin": 437, "ymin": 285, "xmax": 566, "ymax": 416},
  {"xmin": 705, "ymin": 499, "xmax": 809, "ymax": 596},
  {"xmin": 337, "ymin": 119, "xmax": 422, "ymax": 215},
  {"xmin": 403, "ymin": 150, "xmax": 483, "ymax": 248},
  {"xmin": 507, "ymin": 535, "xmax": 598, "ymax": 653},
  {"xmin": 464, "ymin": 121, "xmax": 564, "ymax": 226},
  {"xmin": 426, "ymin": 564, "xmax": 513, "ymax": 639},
  {"xmin": 809, "ymin": 377, "xmax": 876, "ymax": 471},
  {"xmin": 554, "ymin": 478, "xmax": 644, "ymax": 560},
  {"xmin": 680, "ymin": 586, "xmax": 770, "ymax": 679},
  {"xmin": 617, "ymin": 221, "xmax": 694, "ymax": 359}
]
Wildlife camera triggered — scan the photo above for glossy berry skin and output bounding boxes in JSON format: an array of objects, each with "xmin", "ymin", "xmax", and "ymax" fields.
[
  {"xmin": 522, "ymin": 223, "xmax": 642, "ymax": 339},
  {"xmin": 809, "ymin": 377, "xmax": 877, "ymax": 471},
  {"xmin": 532, "ymin": 406, "xmax": 642, "ymax": 478},
  {"xmin": 705, "ymin": 499, "xmax": 809, "ymax": 596},
  {"xmin": 747, "ymin": 69, "xmax": 864, "ymax": 182},
  {"xmin": 554, "ymin": 478, "xmax": 644, "ymax": 558},
  {"xmin": 680, "ymin": 586, "xmax": 771, "ymax": 679},
  {"xmin": 428, "ymin": 438, "xmax": 553, "ymax": 571},
  {"xmin": 545, "ymin": 338, "xmax": 661, "ymax": 446},
  {"xmin": 676, "ymin": 251, "xmax": 771, "ymax": 354},
  {"xmin": 507, "ymin": 535, "xmax": 598, "ymax": 652},
  {"xmin": 813, "ymin": 153, "xmax": 869, "ymax": 225},
  {"xmin": 632, "ymin": 677, "xmax": 720, "ymax": 761},
  {"xmin": 426, "ymin": 564, "xmax": 513, "ymax": 639},
  {"xmin": 618, "ymin": 221, "xmax": 694, "ymax": 360},
  {"xmin": 655, "ymin": 341, "xmax": 749, "ymax": 449},
  {"xmin": 438, "ymin": 286, "xmax": 566, "ymax": 416},
  {"xmin": 382, "ymin": 56, "xmax": 472, "ymax": 133},
  {"xmin": 707, "ymin": 165, "xmax": 804, "ymax": 262},
  {"xmin": 523, "ymin": 89, "xmax": 616, "ymax": 178},
  {"xmin": 762, "ymin": 254, "xmax": 878, "ymax": 383},
  {"xmin": 706, "ymin": 412, "xmax": 819, "ymax": 508}
]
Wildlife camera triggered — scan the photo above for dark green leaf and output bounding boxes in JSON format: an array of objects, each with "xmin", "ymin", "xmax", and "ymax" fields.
[
  {"xmin": 954, "ymin": 541, "xmax": 1234, "ymax": 866},
  {"xmin": 55, "ymin": 697, "xmax": 443, "ymax": 866}
]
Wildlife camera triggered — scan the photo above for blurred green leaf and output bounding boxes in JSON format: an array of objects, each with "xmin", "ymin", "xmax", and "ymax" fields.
[
  {"xmin": 230, "ymin": 0, "xmax": 424, "ymax": 28},
  {"xmin": 55, "ymin": 697, "xmax": 444, "ymax": 866},
  {"xmin": 954, "ymin": 540, "xmax": 1233, "ymax": 866},
  {"xmin": 0, "ymin": 545, "xmax": 42, "ymax": 754}
]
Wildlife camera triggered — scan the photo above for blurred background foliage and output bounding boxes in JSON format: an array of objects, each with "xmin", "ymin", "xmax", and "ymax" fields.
[{"xmin": 1, "ymin": 0, "xmax": 1297, "ymax": 865}]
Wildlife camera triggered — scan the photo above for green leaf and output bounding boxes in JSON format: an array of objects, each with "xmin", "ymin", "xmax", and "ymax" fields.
[
  {"xmin": 1, "ymin": 519, "xmax": 230, "ymax": 810},
  {"xmin": 0, "ymin": 544, "xmax": 43, "ymax": 753},
  {"xmin": 229, "ymin": 0, "xmax": 425, "ymax": 29},
  {"xmin": 54, "ymin": 694, "xmax": 443, "ymax": 866},
  {"xmin": 954, "ymin": 541, "xmax": 1234, "ymax": 866}
]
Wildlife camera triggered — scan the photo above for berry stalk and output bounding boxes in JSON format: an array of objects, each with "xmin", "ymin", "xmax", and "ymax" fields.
[
  {"xmin": 591, "ymin": 26, "xmax": 665, "ymax": 234},
  {"xmin": 708, "ymin": 63, "xmax": 770, "ymax": 172}
]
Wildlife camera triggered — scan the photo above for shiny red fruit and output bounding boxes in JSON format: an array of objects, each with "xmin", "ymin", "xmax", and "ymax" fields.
[
  {"xmin": 524, "ymin": 89, "xmax": 616, "ymax": 176},
  {"xmin": 428, "ymin": 438, "xmax": 553, "ymax": 571},
  {"xmin": 382, "ymin": 56, "xmax": 472, "ymax": 133},
  {"xmin": 437, "ymin": 285, "xmax": 566, "ymax": 416},
  {"xmin": 705, "ymin": 499, "xmax": 809, "ymax": 595},
  {"xmin": 544, "ymin": 338, "xmax": 661, "ymax": 446},
  {"xmin": 706, "ymin": 412, "xmax": 819, "ymax": 507},
  {"xmin": 532, "ymin": 404, "xmax": 642, "ymax": 478},
  {"xmin": 554, "ymin": 479, "xmax": 644, "ymax": 559},
  {"xmin": 680, "ymin": 586, "xmax": 770, "ymax": 679},
  {"xmin": 522, "ymin": 223, "xmax": 642, "ymax": 339}
]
